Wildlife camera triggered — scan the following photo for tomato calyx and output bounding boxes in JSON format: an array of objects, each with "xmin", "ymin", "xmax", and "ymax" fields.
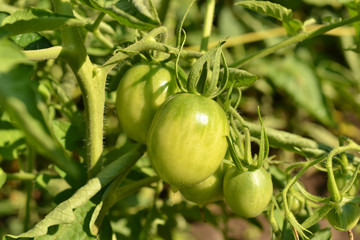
[
  {"xmin": 227, "ymin": 107, "xmax": 269, "ymax": 173},
  {"xmin": 186, "ymin": 41, "xmax": 229, "ymax": 98}
]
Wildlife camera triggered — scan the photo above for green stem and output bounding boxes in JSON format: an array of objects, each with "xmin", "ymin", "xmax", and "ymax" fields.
[
  {"xmin": 102, "ymin": 27, "xmax": 202, "ymax": 74},
  {"xmin": 90, "ymin": 13, "xmax": 114, "ymax": 49},
  {"xmin": 158, "ymin": 0, "xmax": 170, "ymax": 22},
  {"xmin": 228, "ymin": 106, "xmax": 332, "ymax": 157},
  {"xmin": 326, "ymin": 143, "xmax": 360, "ymax": 202},
  {"xmin": 91, "ymin": 12, "xmax": 106, "ymax": 31},
  {"xmin": 23, "ymin": 46, "xmax": 63, "ymax": 61},
  {"xmin": 7, "ymin": 172, "xmax": 36, "ymax": 181},
  {"xmin": 243, "ymin": 127, "xmax": 253, "ymax": 165},
  {"xmin": 200, "ymin": 0, "xmax": 216, "ymax": 52},
  {"xmin": 24, "ymin": 146, "xmax": 35, "ymax": 231},
  {"xmin": 231, "ymin": 14, "xmax": 360, "ymax": 67},
  {"xmin": 52, "ymin": 0, "xmax": 106, "ymax": 178}
]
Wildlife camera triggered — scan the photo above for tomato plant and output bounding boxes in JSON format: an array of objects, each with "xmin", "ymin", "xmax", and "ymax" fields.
[
  {"xmin": 3, "ymin": 0, "xmax": 360, "ymax": 239},
  {"xmin": 147, "ymin": 93, "xmax": 229, "ymax": 189},
  {"xmin": 223, "ymin": 166, "xmax": 273, "ymax": 218},
  {"xmin": 115, "ymin": 61, "xmax": 180, "ymax": 144}
]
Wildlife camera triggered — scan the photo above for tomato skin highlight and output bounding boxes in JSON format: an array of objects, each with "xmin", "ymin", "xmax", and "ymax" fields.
[
  {"xmin": 180, "ymin": 162, "xmax": 227, "ymax": 205},
  {"xmin": 147, "ymin": 93, "xmax": 229, "ymax": 189},
  {"xmin": 223, "ymin": 166, "xmax": 273, "ymax": 218},
  {"xmin": 115, "ymin": 62, "xmax": 179, "ymax": 144},
  {"xmin": 327, "ymin": 202, "xmax": 360, "ymax": 231}
]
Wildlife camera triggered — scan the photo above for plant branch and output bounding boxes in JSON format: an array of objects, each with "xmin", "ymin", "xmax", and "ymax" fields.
[
  {"xmin": 52, "ymin": 0, "xmax": 106, "ymax": 178},
  {"xmin": 23, "ymin": 46, "xmax": 63, "ymax": 61},
  {"xmin": 185, "ymin": 25, "xmax": 355, "ymax": 51},
  {"xmin": 231, "ymin": 14, "xmax": 360, "ymax": 67},
  {"xmin": 24, "ymin": 146, "xmax": 35, "ymax": 231},
  {"xmin": 200, "ymin": 0, "xmax": 216, "ymax": 52},
  {"xmin": 101, "ymin": 27, "xmax": 202, "ymax": 74}
]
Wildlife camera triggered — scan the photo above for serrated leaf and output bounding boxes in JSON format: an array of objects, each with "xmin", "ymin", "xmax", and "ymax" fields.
[
  {"xmin": 223, "ymin": 68, "xmax": 259, "ymax": 88},
  {"xmin": 35, "ymin": 201, "xmax": 97, "ymax": 240},
  {"xmin": 235, "ymin": 1, "xmax": 293, "ymax": 22},
  {"xmin": 283, "ymin": 18, "xmax": 303, "ymax": 36},
  {"xmin": 4, "ymin": 144, "xmax": 145, "ymax": 239},
  {"xmin": 0, "ymin": 7, "xmax": 85, "ymax": 38},
  {"xmin": 82, "ymin": 0, "xmax": 160, "ymax": 31},
  {"xmin": 263, "ymin": 56, "xmax": 335, "ymax": 127}
]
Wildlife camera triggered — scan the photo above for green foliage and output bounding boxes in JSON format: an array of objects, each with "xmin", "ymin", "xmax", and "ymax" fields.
[
  {"xmin": 0, "ymin": 8, "xmax": 84, "ymax": 38},
  {"xmin": 80, "ymin": 0, "xmax": 160, "ymax": 31},
  {"xmin": 1, "ymin": 0, "xmax": 360, "ymax": 239}
]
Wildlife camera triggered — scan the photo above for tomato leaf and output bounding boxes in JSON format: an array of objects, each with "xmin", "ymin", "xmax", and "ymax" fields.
[
  {"xmin": 235, "ymin": 1, "xmax": 303, "ymax": 35},
  {"xmin": 4, "ymin": 145, "xmax": 145, "ymax": 239},
  {"xmin": 0, "ymin": 7, "xmax": 85, "ymax": 38},
  {"xmin": 262, "ymin": 56, "xmax": 335, "ymax": 127},
  {"xmin": 81, "ymin": 0, "xmax": 160, "ymax": 31},
  {"xmin": 311, "ymin": 228, "xmax": 332, "ymax": 240},
  {"xmin": 301, "ymin": 204, "xmax": 333, "ymax": 229},
  {"xmin": 222, "ymin": 68, "xmax": 259, "ymax": 88},
  {"xmin": 235, "ymin": 1, "xmax": 292, "ymax": 22}
]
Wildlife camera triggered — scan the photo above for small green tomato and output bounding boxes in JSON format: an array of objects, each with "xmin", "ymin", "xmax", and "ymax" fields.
[
  {"xmin": 223, "ymin": 166, "xmax": 273, "ymax": 218},
  {"xmin": 180, "ymin": 163, "xmax": 227, "ymax": 205}
]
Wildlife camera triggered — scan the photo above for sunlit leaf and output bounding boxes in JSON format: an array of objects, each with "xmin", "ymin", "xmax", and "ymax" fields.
[
  {"xmin": 81, "ymin": 0, "xmax": 160, "ymax": 31},
  {"xmin": 0, "ymin": 7, "xmax": 85, "ymax": 38},
  {"xmin": 262, "ymin": 56, "xmax": 335, "ymax": 127},
  {"xmin": 223, "ymin": 68, "xmax": 259, "ymax": 88},
  {"xmin": 235, "ymin": 1, "xmax": 292, "ymax": 22}
]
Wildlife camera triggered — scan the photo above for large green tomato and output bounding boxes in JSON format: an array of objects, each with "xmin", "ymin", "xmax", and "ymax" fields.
[
  {"xmin": 115, "ymin": 62, "xmax": 180, "ymax": 144},
  {"xmin": 223, "ymin": 166, "xmax": 273, "ymax": 218},
  {"xmin": 180, "ymin": 162, "xmax": 228, "ymax": 206},
  {"xmin": 147, "ymin": 93, "xmax": 229, "ymax": 189},
  {"xmin": 327, "ymin": 202, "xmax": 360, "ymax": 231}
]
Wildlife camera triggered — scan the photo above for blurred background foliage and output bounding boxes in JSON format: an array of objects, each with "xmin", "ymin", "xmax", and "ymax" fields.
[{"xmin": 1, "ymin": 0, "xmax": 360, "ymax": 239}]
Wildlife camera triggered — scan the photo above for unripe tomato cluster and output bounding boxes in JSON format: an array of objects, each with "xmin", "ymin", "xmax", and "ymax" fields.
[{"xmin": 115, "ymin": 61, "xmax": 273, "ymax": 218}]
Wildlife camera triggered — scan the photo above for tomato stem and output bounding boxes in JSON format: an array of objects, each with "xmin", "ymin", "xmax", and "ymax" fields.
[
  {"xmin": 326, "ymin": 142, "xmax": 360, "ymax": 202},
  {"xmin": 53, "ymin": 0, "xmax": 106, "ymax": 178},
  {"xmin": 231, "ymin": 14, "xmax": 360, "ymax": 67},
  {"xmin": 23, "ymin": 46, "xmax": 63, "ymax": 61},
  {"xmin": 243, "ymin": 127, "xmax": 253, "ymax": 166},
  {"xmin": 200, "ymin": 0, "xmax": 216, "ymax": 52}
]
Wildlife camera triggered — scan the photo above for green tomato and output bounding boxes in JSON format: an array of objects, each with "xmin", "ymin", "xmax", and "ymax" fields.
[
  {"xmin": 330, "ymin": 169, "xmax": 360, "ymax": 196},
  {"xmin": 223, "ymin": 166, "xmax": 273, "ymax": 218},
  {"xmin": 327, "ymin": 202, "xmax": 360, "ymax": 231},
  {"xmin": 288, "ymin": 193, "xmax": 305, "ymax": 214},
  {"xmin": 115, "ymin": 62, "xmax": 180, "ymax": 144},
  {"xmin": 180, "ymin": 162, "xmax": 227, "ymax": 205},
  {"xmin": 147, "ymin": 93, "xmax": 229, "ymax": 189}
]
